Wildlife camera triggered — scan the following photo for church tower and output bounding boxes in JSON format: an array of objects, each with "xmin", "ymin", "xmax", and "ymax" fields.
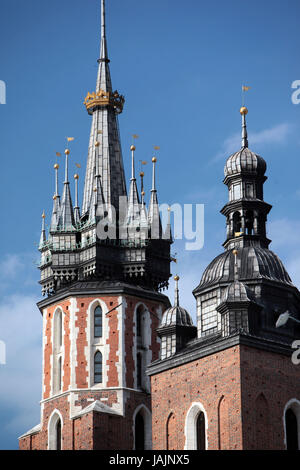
[
  {"xmin": 148, "ymin": 107, "xmax": 300, "ymax": 450},
  {"xmin": 19, "ymin": 0, "xmax": 171, "ymax": 451}
]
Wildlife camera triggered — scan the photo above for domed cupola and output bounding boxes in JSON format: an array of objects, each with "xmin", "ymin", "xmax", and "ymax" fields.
[
  {"xmin": 220, "ymin": 106, "xmax": 272, "ymax": 251},
  {"xmin": 225, "ymin": 148, "xmax": 267, "ymax": 178},
  {"xmin": 158, "ymin": 276, "xmax": 197, "ymax": 360},
  {"xmin": 193, "ymin": 106, "xmax": 300, "ymax": 344}
]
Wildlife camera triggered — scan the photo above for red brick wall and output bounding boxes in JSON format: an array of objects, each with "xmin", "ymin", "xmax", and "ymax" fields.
[
  {"xmin": 151, "ymin": 344, "xmax": 300, "ymax": 450},
  {"xmin": 151, "ymin": 346, "xmax": 243, "ymax": 450},
  {"xmin": 239, "ymin": 345, "xmax": 300, "ymax": 450}
]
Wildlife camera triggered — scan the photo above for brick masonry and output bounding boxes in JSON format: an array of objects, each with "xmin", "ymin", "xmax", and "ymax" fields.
[
  {"xmin": 150, "ymin": 344, "xmax": 300, "ymax": 450},
  {"xmin": 19, "ymin": 291, "xmax": 166, "ymax": 450}
]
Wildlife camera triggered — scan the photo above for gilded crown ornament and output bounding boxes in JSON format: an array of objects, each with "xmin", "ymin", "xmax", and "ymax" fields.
[{"xmin": 84, "ymin": 89, "xmax": 125, "ymax": 115}]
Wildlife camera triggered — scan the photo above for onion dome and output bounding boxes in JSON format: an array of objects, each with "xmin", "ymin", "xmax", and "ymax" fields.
[
  {"xmin": 194, "ymin": 247, "xmax": 293, "ymax": 293},
  {"xmin": 224, "ymin": 148, "xmax": 266, "ymax": 178},
  {"xmin": 160, "ymin": 275, "xmax": 194, "ymax": 328},
  {"xmin": 224, "ymin": 106, "xmax": 266, "ymax": 178}
]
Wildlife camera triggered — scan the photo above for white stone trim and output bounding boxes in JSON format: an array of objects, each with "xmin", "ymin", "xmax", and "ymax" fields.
[
  {"xmin": 283, "ymin": 398, "xmax": 300, "ymax": 449},
  {"xmin": 86, "ymin": 298, "xmax": 109, "ymax": 388},
  {"xmin": 184, "ymin": 401, "xmax": 208, "ymax": 450},
  {"xmin": 48, "ymin": 409, "xmax": 63, "ymax": 450}
]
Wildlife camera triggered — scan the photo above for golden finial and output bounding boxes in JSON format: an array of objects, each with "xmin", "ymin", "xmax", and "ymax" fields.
[
  {"xmin": 141, "ymin": 191, "xmax": 145, "ymax": 197},
  {"xmin": 95, "ymin": 141, "xmax": 100, "ymax": 147},
  {"xmin": 152, "ymin": 157, "xmax": 157, "ymax": 163},
  {"xmin": 140, "ymin": 171, "xmax": 144, "ymax": 177},
  {"xmin": 130, "ymin": 145, "xmax": 136, "ymax": 151},
  {"xmin": 232, "ymin": 249, "xmax": 238, "ymax": 256},
  {"xmin": 65, "ymin": 149, "xmax": 70, "ymax": 155},
  {"xmin": 174, "ymin": 275, "xmax": 180, "ymax": 281},
  {"xmin": 93, "ymin": 187, "xmax": 97, "ymax": 192},
  {"xmin": 53, "ymin": 195, "xmax": 57, "ymax": 200},
  {"xmin": 42, "ymin": 211, "xmax": 46, "ymax": 219},
  {"xmin": 54, "ymin": 163, "xmax": 59, "ymax": 170},
  {"xmin": 74, "ymin": 174, "xmax": 79, "ymax": 180},
  {"xmin": 240, "ymin": 106, "xmax": 248, "ymax": 115}
]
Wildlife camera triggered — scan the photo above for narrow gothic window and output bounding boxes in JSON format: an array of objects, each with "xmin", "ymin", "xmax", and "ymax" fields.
[
  {"xmin": 94, "ymin": 351, "xmax": 103, "ymax": 384},
  {"xmin": 137, "ymin": 353, "xmax": 142, "ymax": 388},
  {"xmin": 56, "ymin": 419, "xmax": 62, "ymax": 450},
  {"xmin": 58, "ymin": 357, "xmax": 62, "ymax": 392},
  {"xmin": 286, "ymin": 408, "xmax": 299, "ymax": 450},
  {"xmin": 196, "ymin": 412, "xmax": 206, "ymax": 450},
  {"xmin": 94, "ymin": 306, "xmax": 103, "ymax": 338},
  {"xmin": 135, "ymin": 412, "xmax": 145, "ymax": 450},
  {"xmin": 58, "ymin": 312, "xmax": 63, "ymax": 348}
]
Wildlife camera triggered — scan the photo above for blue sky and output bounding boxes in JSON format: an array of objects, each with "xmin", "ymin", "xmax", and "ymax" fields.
[{"xmin": 0, "ymin": 0, "xmax": 300, "ymax": 449}]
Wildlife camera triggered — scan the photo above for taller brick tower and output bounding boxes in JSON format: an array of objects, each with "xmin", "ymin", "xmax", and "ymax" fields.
[{"xmin": 19, "ymin": 0, "xmax": 171, "ymax": 451}]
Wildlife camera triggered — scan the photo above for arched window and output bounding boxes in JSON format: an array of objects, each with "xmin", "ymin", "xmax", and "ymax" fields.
[
  {"xmin": 57, "ymin": 357, "xmax": 62, "ymax": 392},
  {"xmin": 196, "ymin": 412, "xmax": 206, "ymax": 450},
  {"xmin": 94, "ymin": 351, "xmax": 102, "ymax": 384},
  {"xmin": 94, "ymin": 306, "xmax": 103, "ymax": 338},
  {"xmin": 185, "ymin": 403, "xmax": 207, "ymax": 450},
  {"xmin": 135, "ymin": 412, "xmax": 145, "ymax": 450},
  {"xmin": 53, "ymin": 309, "xmax": 63, "ymax": 395},
  {"xmin": 286, "ymin": 408, "xmax": 299, "ymax": 450},
  {"xmin": 56, "ymin": 419, "xmax": 62, "ymax": 451},
  {"xmin": 245, "ymin": 210, "xmax": 254, "ymax": 235},
  {"xmin": 48, "ymin": 412, "xmax": 63, "ymax": 450},
  {"xmin": 233, "ymin": 212, "xmax": 241, "ymax": 233},
  {"xmin": 137, "ymin": 353, "xmax": 142, "ymax": 389}
]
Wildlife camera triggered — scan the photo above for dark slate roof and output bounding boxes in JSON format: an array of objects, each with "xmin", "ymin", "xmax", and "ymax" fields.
[
  {"xmin": 224, "ymin": 147, "xmax": 266, "ymax": 177},
  {"xmin": 194, "ymin": 247, "xmax": 293, "ymax": 293},
  {"xmin": 160, "ymin": 305, "xmax": 194, "ymax": 328},
  {"xmin": 223, "ymin": 280, "xmax": 253, "ymax": 303}
]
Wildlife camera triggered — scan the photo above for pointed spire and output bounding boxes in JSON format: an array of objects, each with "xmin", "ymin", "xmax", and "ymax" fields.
[
  {"xmin": 96, "ymin": 0, "xmax": 112, "ymax": 93},
  {"xmin": 148, "ymin": 157, "xmax": 162, "ymax": 238},
  {"xmin": 126, "ymin": 145, "xmax": 141, "ymax": 232},
  {"xmin": 240, "ymin": 106, "xmax": 248, "ymax": 148},
  {"xmin": 99, "ymin": 0, "xmax": 109, "ymax": 62},
  {"xmin": 39, "ymin": 211, "xmax": 46, "ymax": 249},
  {"xmin": 74, "ymin": 173, "xmax": 80, "ymax": 224},
  {"xmin": 164, "ymin": 206, "xmax": 173, "ymax": 241},
  {"xmin": 57, "ymin": 149, "xmax": 75, "ymax": 231},
  {"xmin": 82, "ymin": 0, "xmax": 127, "ymax": 216},
  {"xmin": 50, "ymin": 164, "xmax": 61, "ymax": 231},
  {"xmin": 89, "ymin": 142, "xmax": 106, "ymax": 223},
  {"xmin": 174, "ymin": 275, "xmax": 180, "ymax": 307}
]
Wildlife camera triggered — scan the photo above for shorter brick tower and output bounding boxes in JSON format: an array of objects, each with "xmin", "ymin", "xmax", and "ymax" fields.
[
  {"xmin": 148, "ymin": 107, "xmax": 300, "ymax": 450},
  {"xmin": 19, "ymin": 0, "xmax": 171, "ymax": 450}
]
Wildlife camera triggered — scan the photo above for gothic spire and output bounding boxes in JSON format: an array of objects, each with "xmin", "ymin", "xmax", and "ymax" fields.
[
  {"xmin": 50, "ymin": 163, "xmax": 60, "ymax": 231},
  {"xmin": 148, "ymin": 157, "xmax": 162, "ymax": 238},
  {"xmin": 126, "ymin": 145, "xmax": 140, "ymax": 231},
  {"xmin": 57, "ymin": 149, "xmax": 75, "ymax": 231},
  {"xmin": 39, "ymin": 211, "xmax": 46, "ymax": 249},
  {"xmin": 82, "ymin": 0, "xmax": 127, "ymax": 217},
  {"xmin": 74, "ymin": 173, "xmax": 80, "ymax": 224},
  {"xmin": 89, "ymin": 142, "xmax": 106, "ymax": 223}
]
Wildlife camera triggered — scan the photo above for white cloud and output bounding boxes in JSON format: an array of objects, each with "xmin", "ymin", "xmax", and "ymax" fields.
[
  {"xmin": 213, "ymin": 122, "xmax": 293, "ymax": 162},
  {"xmin": 0, "ymin": 293, "xmax": 42, "ymax": 448},
  {"xmin": 0, "ymin": 254, "xmax": 25, "ymax": 279}
]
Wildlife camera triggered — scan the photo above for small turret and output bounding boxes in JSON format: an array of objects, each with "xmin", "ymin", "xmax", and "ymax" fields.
[{"xmin": 157, "ymin": 276, "xmax": 197, "ymax": 359}]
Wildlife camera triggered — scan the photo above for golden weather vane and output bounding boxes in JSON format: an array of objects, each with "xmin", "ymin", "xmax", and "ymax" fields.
[{"xmin": 242, "ymin": 85, "xmax": 251, "ymax": 106}]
